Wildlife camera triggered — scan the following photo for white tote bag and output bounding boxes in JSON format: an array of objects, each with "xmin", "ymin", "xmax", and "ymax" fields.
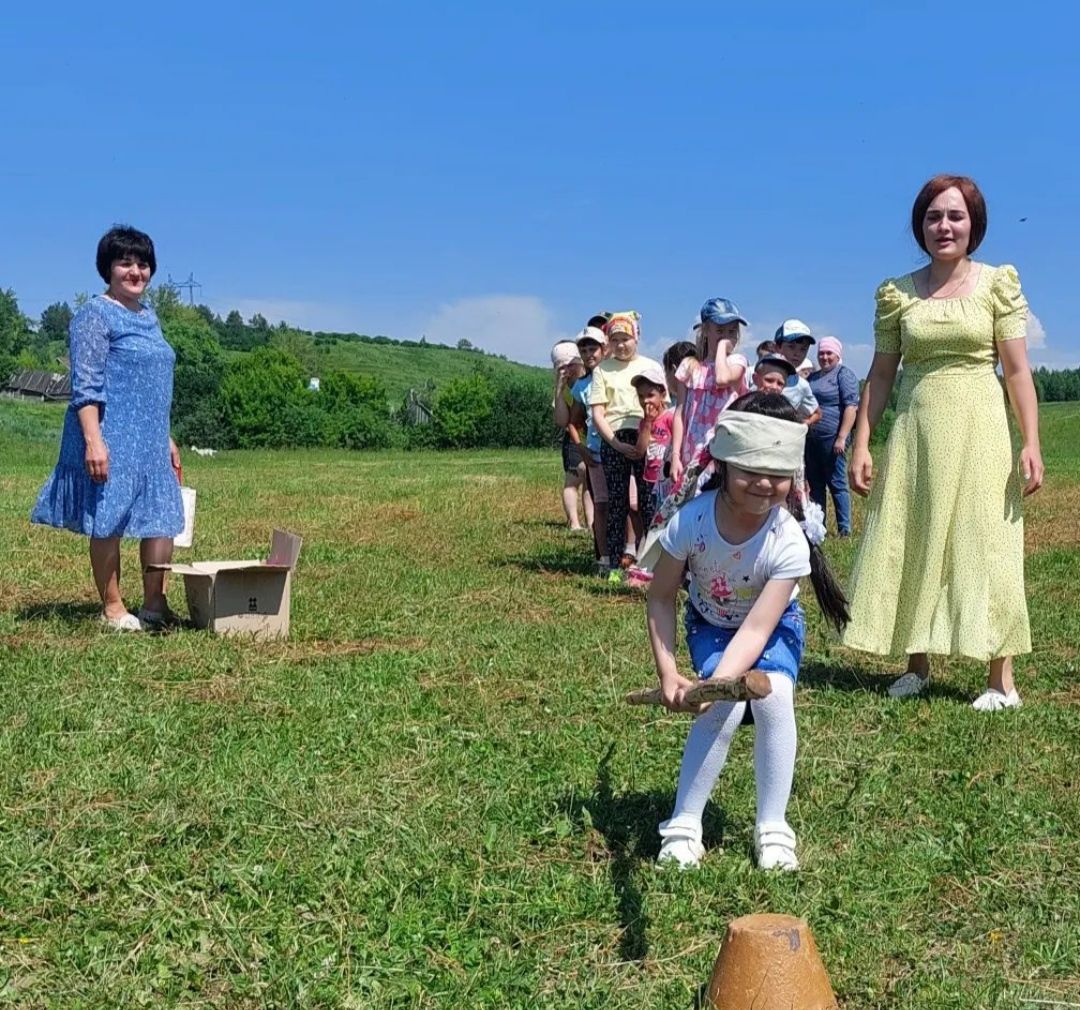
[{"xmin": 174, "ymin": 467, "xmax": 197, "ymax": 549}]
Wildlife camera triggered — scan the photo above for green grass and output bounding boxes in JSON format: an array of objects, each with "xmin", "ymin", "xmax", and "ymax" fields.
[
  {"xmin": 309, "ymin": 340, "xmax": 549, "ymax": 403},
  {"xmin": 0, "ymin": 399, "xmax": 1078, "ymax": 1008}
]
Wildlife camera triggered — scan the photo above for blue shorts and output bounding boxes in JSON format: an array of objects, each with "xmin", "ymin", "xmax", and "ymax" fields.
[{"xmin": 684, "ymin": 599, "xmax": 806, "ymax": 684}]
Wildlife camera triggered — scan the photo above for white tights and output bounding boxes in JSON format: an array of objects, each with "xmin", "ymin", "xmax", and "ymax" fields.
[{"xmin": 663, "ymin": 673, "xmax": 796, "ymax": 841}]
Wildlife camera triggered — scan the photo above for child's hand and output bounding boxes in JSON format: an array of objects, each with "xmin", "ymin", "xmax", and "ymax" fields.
[
  {"xmin": 642, "ymin": 401, "xmax": 662, "ymax": 422},
  {"xmin": 660, "ymin": 673, "xmax": 705, "ymax": 713}
]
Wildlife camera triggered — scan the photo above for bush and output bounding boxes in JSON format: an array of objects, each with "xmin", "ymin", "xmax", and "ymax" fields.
[
  {"xmin": 433, "ymin": 375, "xmax": 496, "ymax": 448},
  {"xmin": 220, "ymin": 347, "xmax": 309, "ymax": 448},
  {"xmin": 319, "ymin": 371, "xmax": 393, "ymax": 449},
  {"xmin": 163, "ymin": 311, "xmax": 227, "ymax": 445}
]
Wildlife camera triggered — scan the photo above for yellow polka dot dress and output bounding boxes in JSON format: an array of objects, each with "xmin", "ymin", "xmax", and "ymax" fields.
[{"xmin": 842, "ymin": 264, "xmax": 1031, "ymax": 662}]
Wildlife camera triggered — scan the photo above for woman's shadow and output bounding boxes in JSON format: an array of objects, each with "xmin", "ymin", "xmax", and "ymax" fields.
[
  {"xmin": 16, "ymin": 601, "xmax": 103, "ymax": 625},
  {"xmin": 560, "ymin": 743, "xmax": 725, "ymax": 963}
]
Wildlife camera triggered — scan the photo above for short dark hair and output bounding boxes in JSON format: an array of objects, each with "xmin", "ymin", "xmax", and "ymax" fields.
[
  {"xmin": 662, "ymin": 340, "xmax": 697, "ymax": 372},
  {"xmin": 911, "ymin": 175, "xmax": 987, "ymax": 257},
  {"xmin": 96, "ymin": 225, "xmax": 156, "ymax": 282},
  {"xmin": 586, "ymin": 313, "xmax": 610, "ymax": 329},
  {"xmin": 756, "ymin": 340, "xmax": 778, "ymax": 358}
]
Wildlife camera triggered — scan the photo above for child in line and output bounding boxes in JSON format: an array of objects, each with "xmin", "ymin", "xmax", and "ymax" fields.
[
  {"xmin": 589, "ymin": 312, "xmax": 662, "ymax": 570},
  {"xmin": 614, "ymin": 364, "xmax": 675, "ymax": 532},
  {"xmin": 561, "ymin": 326, "xmax": 610, "ymax": 569},
  {"xmin": 773, "ymin": 320, "xmax": 822, "ymax": 425},
  {"xmin": 755, "ymin": 339, "xmax": 778, "ymax": 360},
  {"xmin": 752, "ymin": 353, "xmax": 796, "ymax": 394},
  {"xmin": 646, "ymin": 392, "xmax": 848, "ymax": 871},
  {"xmin": 670, "ymin": 298, "xmax": 750, "ymax": 490},
  {"xmin": 551, "ymin": 342, "xmax": 591, "ymax": 530}
]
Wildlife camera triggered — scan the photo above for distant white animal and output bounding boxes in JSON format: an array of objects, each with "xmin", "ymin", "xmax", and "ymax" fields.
[{"xmin": 190, "ymin": 446, "xmax": 218, "ymax": 458}]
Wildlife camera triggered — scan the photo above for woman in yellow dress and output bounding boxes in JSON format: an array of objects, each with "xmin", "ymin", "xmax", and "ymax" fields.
[{"xmin": 845, "ymin": 174, "xmax": 1044, "ymax": 710}]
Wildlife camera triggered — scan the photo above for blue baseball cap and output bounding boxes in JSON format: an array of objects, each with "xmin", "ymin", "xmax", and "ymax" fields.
[
  {"xmin": 699, "ymin": 297, "xmax": 748, "ymax": 327},
  {"xmin": 774, "ymin": 319, "xmax": 815, "ymax": 344}
]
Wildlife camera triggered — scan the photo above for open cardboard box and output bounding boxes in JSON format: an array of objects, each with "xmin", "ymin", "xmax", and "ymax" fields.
[{"xmin": 149, "ymin": 529, "xmax": 302, "ymax": 639}]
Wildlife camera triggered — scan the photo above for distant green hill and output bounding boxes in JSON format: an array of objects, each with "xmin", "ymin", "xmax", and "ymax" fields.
[{"xmin": 298, "ymin": 336, "xmax": 550, "ymax": 404}]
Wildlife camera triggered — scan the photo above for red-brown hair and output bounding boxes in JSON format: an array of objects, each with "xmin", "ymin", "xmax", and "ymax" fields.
[{"xmin": 911, "ymin": 174, "xmax": 987, "ymax": 257}]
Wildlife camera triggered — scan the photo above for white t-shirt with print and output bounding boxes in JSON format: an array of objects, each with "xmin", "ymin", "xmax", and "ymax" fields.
[
  {"xmin": 659, "ymin": 490, "xmax": 811, "ymax": 629},
  {"xmin": 782, "ymin": 376, "xmax": 819, "ymax": 419}
]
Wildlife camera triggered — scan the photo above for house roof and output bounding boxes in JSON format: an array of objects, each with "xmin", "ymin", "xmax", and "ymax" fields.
[{"xmin": 4, "ymin": 369, "xmax": 72, "ymax": 399}]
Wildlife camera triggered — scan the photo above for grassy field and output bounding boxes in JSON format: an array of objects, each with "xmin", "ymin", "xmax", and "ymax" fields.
[
  {"xmin": 309, "ymin": 340, "xmax": 549, "ymax": 403},
  {"xmin": 0, "ymin": 399, "xmax": 1077, "ymax": 1009}
]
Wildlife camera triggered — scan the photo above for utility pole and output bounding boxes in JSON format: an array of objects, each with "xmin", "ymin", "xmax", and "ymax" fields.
[{"xmin": 167, "ymin": 272, "xmax": 203, "ymax": 305}]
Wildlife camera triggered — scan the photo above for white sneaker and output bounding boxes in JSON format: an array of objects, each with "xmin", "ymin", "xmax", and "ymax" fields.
[
  {"xmin": 972, "ymin": 688, "xmax": 1022, "ymax": 712},
  {"xmin": 754, "ymin": 822, "xmax": 799, "ymax": 872},
  {"xmin": 657, "ymin": 817, "xmax": 704, "ymax": 870},
  {"xmin": 100, "ymin": 612, "xmax": 143, "ymax": 632},
  {"xmin": 888, "ymin": 672, "xmax": 929, "ymax": 699}
]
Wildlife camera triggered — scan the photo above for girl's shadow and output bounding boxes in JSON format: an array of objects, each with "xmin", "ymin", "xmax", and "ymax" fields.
[
  {"xmin": 560, "ymin": 744, "xmax": 725, "ymax": 963},
  {"xmin": 799, "ymin": 660, "xmax": 973, "ymax": 702}
]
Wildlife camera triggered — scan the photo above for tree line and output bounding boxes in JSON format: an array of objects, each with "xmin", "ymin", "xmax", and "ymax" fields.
[{"xmin": 0, "ymin": 287, "xmax": 558, "ymax": 451}]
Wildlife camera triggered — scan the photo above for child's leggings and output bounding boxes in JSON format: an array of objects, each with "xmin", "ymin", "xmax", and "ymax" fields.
[
  {"xmin": 668, "ymin": 673, "xmax": 796, "ymax": 831},
  {"xmin": 601, "ymin": 430, "xmax": 651, "ymax": 560}
]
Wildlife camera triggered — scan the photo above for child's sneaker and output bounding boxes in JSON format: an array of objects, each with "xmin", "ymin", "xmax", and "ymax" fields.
[
  {"xmin": 657, "ymin": 817, "xmax": 704, "ymax": 869},
  {"xmin": 754, "ymin": 822, "xmax": 799, "ymax": 871}
]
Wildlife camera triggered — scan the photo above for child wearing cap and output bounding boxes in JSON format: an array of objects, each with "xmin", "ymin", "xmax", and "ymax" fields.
[
  {"xmin": 551, "ymin": 344, "xmax": 590, "ymax": 530},
  {"xmin": 773, "ymin": 320, "xmax": 822, "ymax": 425},
  {"xmin": 753, "ymin": 354, "xmax": 797, "ymax": 395},
  {"xmin": 617, "ymin": 365, "xmax": 675, "ymax": 532},
  {"xmin": 588, "ymin": 312, "xmax": 662, "ymax": 570},
  {"xmin": 670, "ymin": 298, "xmax": 750, "ymax": 490},
  {"xmin": 643, "ymin": 392, "xmax": 849, "ymax": 871},
  {"xmin": 562, "ymin": 326, "xmax": 611, "ymax": 569}
]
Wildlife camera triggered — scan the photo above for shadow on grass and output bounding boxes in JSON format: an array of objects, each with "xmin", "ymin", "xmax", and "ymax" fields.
[
  {"xmin": 17, "ymin": 600, "xmax": 103, "ymax": 625},
  {"xmin": 560, "ymin": 744, "xmax": 726, "ymax": 964},
  {"xmin": 498, "ymin": 548, "xmax": 597, "ymax": 578},
  {"xmin": 799, "ymin": 660, "xmax": 973, "ymax": 702}
]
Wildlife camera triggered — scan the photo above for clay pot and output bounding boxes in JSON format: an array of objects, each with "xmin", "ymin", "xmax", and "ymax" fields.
[{"xmin": 706, "ymin": 914, "xmax": 837, "ymax": 1010}]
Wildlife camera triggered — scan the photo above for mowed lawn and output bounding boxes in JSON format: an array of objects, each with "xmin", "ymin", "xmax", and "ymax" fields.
[{"xmin": 0, "ymin": 401, "xmax": 1077, "ymax": 1010}]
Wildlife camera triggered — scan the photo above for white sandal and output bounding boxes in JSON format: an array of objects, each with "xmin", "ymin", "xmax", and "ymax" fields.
[
  {"xmin": 888, "ymin": 671, "xmax": 929, "ymax": 699},
  {"xmin": 99, "ymin": 612, "xmax": 143, "ymax": 632},
  {"xmin": 972, "ymin": 688, "xmax": 1022, "ymax": 712},
  {"xmin": 754, "ymin": 822, "xmax": 799, "ymax": 871}
]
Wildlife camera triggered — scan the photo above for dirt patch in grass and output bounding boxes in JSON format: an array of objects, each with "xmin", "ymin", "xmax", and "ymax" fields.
[
  {"xmin": 1026, "ymin": 483, "xmax": 1080, "ymax": 551},
  {"xmin": 267, "ymin": 636, "xmax": 428, "ymax": 661}
]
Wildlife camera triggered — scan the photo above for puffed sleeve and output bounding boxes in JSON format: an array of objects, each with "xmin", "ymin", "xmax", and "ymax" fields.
[
  {"xmin": 991, "ymin": 264, "xmax": 1029, "ymax": 341},
  {"xmin": 873, "ymin": 278, "xmax": 903, "ymax": 355},
  {"xmin": 68, "ymin": 301, "xmax": 111, "ymax": 409}
]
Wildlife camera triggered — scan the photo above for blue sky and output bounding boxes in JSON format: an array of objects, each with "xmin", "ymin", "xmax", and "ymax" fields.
[{"xmin": 5, "ymin": 1, "xmax": 1078, "ymax": 377}]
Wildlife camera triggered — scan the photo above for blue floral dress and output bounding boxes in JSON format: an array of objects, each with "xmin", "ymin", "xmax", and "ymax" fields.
[{"xmin": 31, "ymin": 296, "xmax": 184, "ymax": 539}]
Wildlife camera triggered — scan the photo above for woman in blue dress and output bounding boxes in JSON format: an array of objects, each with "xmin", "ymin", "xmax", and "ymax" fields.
[
  {"xmin": 32, "ymin": 226, "xmax": 184, "ymax": 631},
  {"xmin": 805, "ymin": 336, "xmax": 859, "ymax": 536}
]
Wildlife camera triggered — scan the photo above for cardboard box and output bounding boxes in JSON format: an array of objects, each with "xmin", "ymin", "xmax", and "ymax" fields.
[{"xmin": 150, "ymin": 529, "xmax": 302, "ymax": 639}]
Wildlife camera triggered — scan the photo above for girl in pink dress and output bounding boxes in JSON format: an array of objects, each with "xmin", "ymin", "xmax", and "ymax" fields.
[{"xmin": 670, "ymin": 298, "xmax": 750, "ymax": 490}]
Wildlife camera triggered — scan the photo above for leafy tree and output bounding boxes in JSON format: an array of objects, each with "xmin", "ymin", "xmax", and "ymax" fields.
[
  {"xmin": 162, "ymin": 308, "xmax": 227, "ymax": 445},
  {"xmin": 456, "ymin": 338, "xmax": 474, "ymax": 351},
  {"xmin": 433, "ymin": 374, "xmax": 495, "ymax": 448},
  {"xmin": 249, "ymin": 312, "xmax": 269, "ymax": 332},
  {"xmin": 319, "ymin": 371, "xmax": 392, "ymax": 449},
  {"xmin": 39, "ymin": 302, "xmax": 73, "ymax": 344},
  {"xmin": 485, "ymin": 369, "xmax": 559, "ymax": 448},
  {"xmin": 0, "ymin": 289, "xmax": 32, "ymax": 379},
  {"xmin": 219, "ymin": 347, "xmax": 308, "ymax": 448},
  {"xmin": 145, "ymin": 284, "xmax": 182, "ymax": 321},
  {"xmin": 269, "ymin": 327, "xmax": 323, "ymax": 376}
]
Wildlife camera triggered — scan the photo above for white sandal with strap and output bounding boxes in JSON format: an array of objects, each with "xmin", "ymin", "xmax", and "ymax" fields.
[
  {"xmin": 754, "ymin": 822, "xmax": 799, "ymax": 872},
  {"xmin": 657, "ymin": 817, "xmax": 705, "ymax": 870},
  {"xmin": 971, "ymin": 688, "xmax": 1022, "ymax": 712}
]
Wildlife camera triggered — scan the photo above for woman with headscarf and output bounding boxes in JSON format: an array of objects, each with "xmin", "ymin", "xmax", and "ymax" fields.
[{"xmin": 805, "ymin": 337, "xmax": 859, "ymax": 536}]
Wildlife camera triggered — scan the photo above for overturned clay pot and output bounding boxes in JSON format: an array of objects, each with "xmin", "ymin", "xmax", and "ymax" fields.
[{"xmin": 706, "ymin": 913, "xmax": 837, "ymax": 1010}]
